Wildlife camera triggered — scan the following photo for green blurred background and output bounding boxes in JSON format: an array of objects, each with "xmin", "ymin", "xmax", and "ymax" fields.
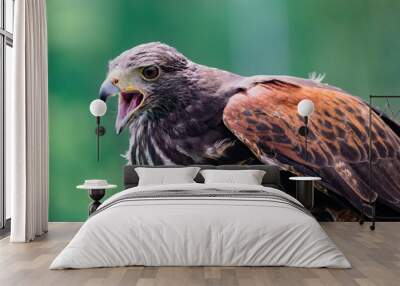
[{"xmin": 47, "ymin": 0, "xmax": 400, "ymax": 221}]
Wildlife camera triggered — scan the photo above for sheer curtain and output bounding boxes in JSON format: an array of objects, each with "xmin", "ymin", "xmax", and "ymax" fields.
[{"xmin": 7, "ymin": 0, "xmax": 49, "ymax": 242}]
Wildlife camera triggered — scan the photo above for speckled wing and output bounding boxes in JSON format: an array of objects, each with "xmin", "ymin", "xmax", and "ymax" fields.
[{"xmin": 223, "ymin": 78, "xmax": 400, "ymax": 213}]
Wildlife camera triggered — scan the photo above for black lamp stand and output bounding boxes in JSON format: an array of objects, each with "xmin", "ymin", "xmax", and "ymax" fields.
[
  {"xmin": 359, "ymin": 95, "xmax": 400, "ymax": 231},
  {"xmin": 298, "ymin": 116, "xmax": 309, "ymax": 160},
  {"xmin": 95, "ymin": 116, "xmax": 106, "ymax": 162},
  {"xmin": 296, "ymin": 116, "xmax": 316, "ymax": 210}
]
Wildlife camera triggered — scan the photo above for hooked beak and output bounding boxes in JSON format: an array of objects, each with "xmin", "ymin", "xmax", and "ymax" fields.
[
  {"xmin": 99, "ymin": 79, "xmax": 145, "ymax": 135},
  {"xmin": 99, "ymin": 80, "xmax": 119, "ymax": 102}
]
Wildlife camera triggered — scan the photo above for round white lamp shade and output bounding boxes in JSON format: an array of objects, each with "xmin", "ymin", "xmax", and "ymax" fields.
[
  {"xmin": 297, "ymin": 99, "xmax": 315, "ymax": 117},
  {"xmin": 90, "ymin": 99, "xmax": 107, "ymax": 117}
]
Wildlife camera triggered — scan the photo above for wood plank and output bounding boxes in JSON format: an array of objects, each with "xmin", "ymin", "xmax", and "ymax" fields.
[{"xmin": 0, "ymin": 222, "xmax": 399, "ymax": 286}]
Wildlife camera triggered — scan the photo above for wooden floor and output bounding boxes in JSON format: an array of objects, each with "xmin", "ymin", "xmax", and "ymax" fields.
[{"xmin": 0, "ymin": 222, "xmax": 399, "ymax": 286}]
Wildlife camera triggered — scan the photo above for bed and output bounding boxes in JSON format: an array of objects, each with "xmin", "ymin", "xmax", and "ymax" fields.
[{"xmin": 50, "ymin": 165, "xmax": 350, "ymax": 269}]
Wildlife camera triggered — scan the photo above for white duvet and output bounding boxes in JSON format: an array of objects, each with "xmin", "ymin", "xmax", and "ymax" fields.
[{"xmin": 50, "ymin": 183, "xmax": 350, "ymax": 269}]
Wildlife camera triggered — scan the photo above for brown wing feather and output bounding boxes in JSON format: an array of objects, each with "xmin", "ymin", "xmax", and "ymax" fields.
[{"xmin": 223, "ymin": 79, "xmax": 400, "ymax": 212}]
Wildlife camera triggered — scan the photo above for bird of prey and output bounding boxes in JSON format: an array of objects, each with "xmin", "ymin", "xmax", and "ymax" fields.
[{"xmin": 99, "ymin": 42, "xmax": 400, "ymax": 215}]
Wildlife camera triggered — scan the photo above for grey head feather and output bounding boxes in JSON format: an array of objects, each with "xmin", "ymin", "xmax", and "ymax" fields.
[
  {"xmin": 105, "ymin": 42, "xmax": 256, "ymax": 165},
  {"xmin": 109, "ymin": 42, "xmax": 188, "ymax": 72}
]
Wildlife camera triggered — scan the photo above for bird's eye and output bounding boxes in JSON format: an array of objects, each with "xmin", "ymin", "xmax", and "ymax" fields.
[{"xmin": 141, "ymin": 66, "xmax": 160, "ymax": 81}]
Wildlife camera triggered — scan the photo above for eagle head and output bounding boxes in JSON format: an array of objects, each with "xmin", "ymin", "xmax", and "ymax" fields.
[{"xmin": 99, "ymin": 42, "xmax": 190, "ymax": 134}]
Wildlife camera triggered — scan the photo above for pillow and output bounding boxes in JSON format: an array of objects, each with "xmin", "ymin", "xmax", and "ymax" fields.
[
  {"xmin": 200, "ymin": 169, "xmax": 266, "ymax": 185},
  {"xmin": 135, "ymin": 167, "xmax": 200, "ymax": 186}
]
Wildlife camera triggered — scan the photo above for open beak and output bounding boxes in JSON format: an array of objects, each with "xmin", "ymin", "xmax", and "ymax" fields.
[{"xmin": 99, "ymin": 79, "xmax": 145, "ymax": 135}]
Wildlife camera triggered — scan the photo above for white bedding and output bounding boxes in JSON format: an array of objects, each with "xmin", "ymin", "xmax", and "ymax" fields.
[{"xmin": 50, "ymin": 183, "xmax": 350, "ymax": 269}]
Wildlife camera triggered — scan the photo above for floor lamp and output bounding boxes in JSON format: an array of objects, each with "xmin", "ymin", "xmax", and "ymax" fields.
[{"xmin": 360, "ymin": 95, "xmax": 400, "ymax": 231}]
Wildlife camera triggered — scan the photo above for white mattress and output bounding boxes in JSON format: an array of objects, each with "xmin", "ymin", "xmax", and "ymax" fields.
[{"xmin": 50, "ymin": 183, "xmax": 350, "ymax": 269}]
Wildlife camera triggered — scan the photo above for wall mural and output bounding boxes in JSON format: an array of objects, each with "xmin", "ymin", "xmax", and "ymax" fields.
[
  {"xmin": 47, "ymin": 0, "xmax": 400, "ymax": 222},
  {"xmin": 99, "ymin": 42, "xmax": 400, "ymax": 219}
]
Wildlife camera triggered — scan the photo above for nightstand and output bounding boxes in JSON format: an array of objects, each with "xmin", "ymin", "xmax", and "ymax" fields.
[
  {"xmin": 289, "ymin": 177, "xmax": 321, "ymax": 209},
  {"xmin": 77, "ymin": 180, "xmax": 117, "ymax": 215}
]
